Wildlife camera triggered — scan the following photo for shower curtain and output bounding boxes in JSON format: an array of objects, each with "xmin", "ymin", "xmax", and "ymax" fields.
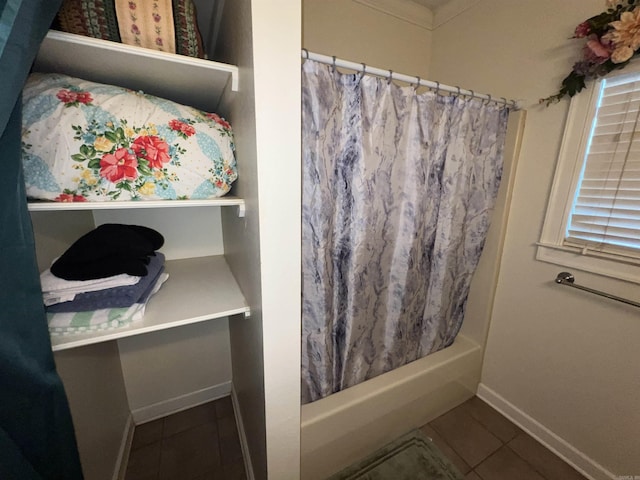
[
  {"xmin": 301, "ymin": 60, "xmax": 510, "ymax": 404},
  {"xmin": 0, "ymin": 1, "xmax": 83, "ymax": 478}
]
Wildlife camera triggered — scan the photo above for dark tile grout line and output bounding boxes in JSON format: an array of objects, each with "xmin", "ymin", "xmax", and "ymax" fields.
[
  {"xmin": 155, "ymin": 417, "xmax": 165, "ymax": 480},
  {"xmin": 475, "ymin": 435, "xmax": 547, "ymax": 479},
  {"xmin": 427, "ymin": 407, "xmax": 500, "ymax": 474},
  {"xmin": 503, "ymin": 440, "xmax": 545, "ymax": 480},
  {"xmin": 425, "ymin": 408, "xmax": 496, "ymax": 478},
  {"xmin": 130, "ymin": 395, "xmax": 578, "ymax": 480},
  {"xmin": 126, "ymin": 397, "xmax": 245, "ymax": 480},
  {"xmin": 469, "ymin": 444, "xmax": 506, "ymax": 480},
  {"xmin": 425, "ymin": 398, "xmax": 585, "ymax": 480}
]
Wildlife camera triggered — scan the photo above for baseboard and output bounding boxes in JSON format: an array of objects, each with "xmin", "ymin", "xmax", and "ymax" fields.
[
  {"xmin": 131, "ymin": 381, "xmax": 232, "ymax": 424},
  {"xmin": 113, "ymin": 414, "xmax": 135, "ymax": 480},
  {"xmin": 476, "ymin": 383, "xmax": 616, "ymax": 480},
  {"xmin": 232, "ymin": 386, "xmax": 255, "ymax": 480}
]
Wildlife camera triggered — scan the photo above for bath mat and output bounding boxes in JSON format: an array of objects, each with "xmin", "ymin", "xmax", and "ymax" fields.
[{"xmin": 327, "ymin": 430, "xmax": 464, "ymax": 480}]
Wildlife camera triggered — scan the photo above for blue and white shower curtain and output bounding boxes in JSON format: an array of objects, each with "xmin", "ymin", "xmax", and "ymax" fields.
[{"xmin": 301, "ymin": 60, "xmax": 510, "ymax": 404}]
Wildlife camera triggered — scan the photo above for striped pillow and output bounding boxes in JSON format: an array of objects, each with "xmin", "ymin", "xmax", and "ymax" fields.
[{"xmin": 55, "ymin": 0, "xmax": 205, "ymax": 58}]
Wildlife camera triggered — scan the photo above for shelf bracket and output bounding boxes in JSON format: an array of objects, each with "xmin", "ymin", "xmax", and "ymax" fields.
[
  {"xmin": 237, "ymin": 202, "xmax": 246, "ymax": 218},
  {"xmin": 244, "ymin": 310, "xmax": 251, "ymax": 319}
]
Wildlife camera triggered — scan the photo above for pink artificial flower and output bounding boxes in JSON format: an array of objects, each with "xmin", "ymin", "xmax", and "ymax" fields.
[
  {"xmin": 585, "ymin": 37, "xmax": 612, "ymax": 63},
  {"xmin": 100, "ymin": 148, "xmax": 138, "ymax": 182},
  {"xmin": 574, "ymin": 21, "xmax": 591, "ymax": 38},
  {"xmin": 153, "ymin": 13, "xmax": 161, "ymax": 22},
  {"xmin": 131, "ymin": 135, "xmax": 170, "ymax": 169}
]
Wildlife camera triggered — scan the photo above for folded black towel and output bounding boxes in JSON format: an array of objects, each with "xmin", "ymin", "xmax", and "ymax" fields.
[
  {"xmin": 47, "ymin": 253, "xmax": 166, "ymax": 312},
  {"xmin": 51, "ymin": 224, "xmax": 164, "ymax": 281}
]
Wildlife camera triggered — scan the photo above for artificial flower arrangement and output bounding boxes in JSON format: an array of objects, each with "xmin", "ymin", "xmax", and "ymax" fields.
[{"xmin": 541, "ymin": 0, "xmax": 640, "ymax": 106}]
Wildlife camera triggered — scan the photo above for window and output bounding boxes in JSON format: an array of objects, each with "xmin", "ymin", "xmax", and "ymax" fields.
[{"xmin": 537, "ymin": 63, "xmax": 640, "ymax": 284}]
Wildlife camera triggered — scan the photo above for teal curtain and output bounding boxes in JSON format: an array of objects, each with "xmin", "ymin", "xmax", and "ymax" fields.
[{"xmin": 0, "ymin": 1, "xmax": 83, "ymax": 478}]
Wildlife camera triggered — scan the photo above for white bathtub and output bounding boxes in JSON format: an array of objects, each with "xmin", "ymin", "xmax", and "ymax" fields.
[{"xmin": 300, "ymin": 334, "xmax": 482, "ymax": 480}]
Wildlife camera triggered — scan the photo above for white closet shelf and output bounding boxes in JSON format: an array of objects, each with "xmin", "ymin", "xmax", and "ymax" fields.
[
  {"xmin": 28, "ymin": 196, "xmax": 245, "ymax": 212},
  {"xmin": 33, "ymin": 30, "xmax": 239, "ymax": 112},
  {"xmin": 50, "ymin": 255, "xmax": 250, "ymax": 352}
]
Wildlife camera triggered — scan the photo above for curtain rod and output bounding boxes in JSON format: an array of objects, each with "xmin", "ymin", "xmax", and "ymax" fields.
[{"xmin": 301, "ymin": 49, "xmax": 519, "ymax": 110}]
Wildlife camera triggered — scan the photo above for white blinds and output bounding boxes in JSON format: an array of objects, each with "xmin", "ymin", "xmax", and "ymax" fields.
[{"xmin": 566, "ymin": 73, "xmax": 640, "ymax": 258}]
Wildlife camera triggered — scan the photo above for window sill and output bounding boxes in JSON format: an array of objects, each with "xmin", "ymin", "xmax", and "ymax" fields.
[{"xmin": 536, "ymin": 243, "xmax": 640, "ymax": 285}]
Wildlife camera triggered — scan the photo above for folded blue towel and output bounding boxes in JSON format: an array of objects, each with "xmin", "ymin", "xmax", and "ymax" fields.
[
  {"xmin": 46, "ymin": 252, "xmax": 165, "ymax": 313},
  {"xmin": 48, "ymin": 273, "xmax": 169, "ymax": 335}
]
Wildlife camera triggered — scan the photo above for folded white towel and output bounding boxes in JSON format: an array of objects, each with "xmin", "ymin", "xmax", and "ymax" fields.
[
  {"xmin": 48, "ymin": 273, "xmax": 169, "ymax": 335},
  {"xmin": 41, "ymin": 268, "xmax": 141, "ymax": 306}
]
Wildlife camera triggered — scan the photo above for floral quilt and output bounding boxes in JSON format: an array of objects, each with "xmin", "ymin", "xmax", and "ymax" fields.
[{"xmin": 22, "ymin": 73, "xmax": 237, "ymax": 202}]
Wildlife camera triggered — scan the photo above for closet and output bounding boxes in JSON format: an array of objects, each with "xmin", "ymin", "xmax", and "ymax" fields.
[{"xmin": 29, "ymin": 1, "xmax": 301, "ymax": 479}]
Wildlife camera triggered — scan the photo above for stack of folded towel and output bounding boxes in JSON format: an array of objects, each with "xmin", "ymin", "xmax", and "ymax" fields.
[{"xmin": 41, "ymin": 224, "xmax": 169, "ymax": 335}]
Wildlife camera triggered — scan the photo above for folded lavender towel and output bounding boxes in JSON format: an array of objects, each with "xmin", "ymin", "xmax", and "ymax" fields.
[{"xmin": 46, "ymin": 253, "xmax": 165, "ymax": 313}]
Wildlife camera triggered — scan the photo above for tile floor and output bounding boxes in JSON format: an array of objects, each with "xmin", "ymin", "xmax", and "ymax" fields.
[
  {"xmin": 125, "ymin": 395, "xmax": 587, "ymax": 480},
  {"xmin": 124, "ymin": 396, "xmax": 246, "ymax": 480},
  {"xmin": 421, "ymin": 396, "xmax": 588, "ymax": 480}
]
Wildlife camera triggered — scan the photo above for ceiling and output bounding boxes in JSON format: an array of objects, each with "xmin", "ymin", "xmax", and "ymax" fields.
[{"xmin": 409, "ymin": 0, "xmax": 453, "ymax": 11}]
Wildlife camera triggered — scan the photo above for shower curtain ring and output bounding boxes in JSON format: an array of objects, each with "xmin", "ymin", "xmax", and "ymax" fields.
[
  {"xmin": 484, "ymin": 94, "xmax": 492, "ymax": 105},
  {"xmin": 302, "ymin": 48, "xmax": 309, "ymax": 59},
  {"xmin": 469, "ymin": 90, "xmax": 474, "ymax": 100},
  {"xmin": 501, "ymin": 97, "xmax": 507, "ymax": 107},
  {"xmin": 360, "ymin": 63, "xmax": 367, "ymax": 79},
  {"xmin": 331, "ymin": 55, "xmax": 337, "ymax": 72},
  {"xmin": 414, "ymin": 76, "xmax": 421, "ymax": 92},
  {"xmin": 388, "ymin": 70, "xmax": 393, "ymax": 85},
  {"xmin": 435, "ymin": 81, "xmax": 440, "ymax": 94},
  {"xmin": 455, "ymin": 86, "xmax": 461, "ymax": 97}
]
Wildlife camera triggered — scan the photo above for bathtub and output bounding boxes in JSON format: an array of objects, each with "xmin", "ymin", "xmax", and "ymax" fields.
[{"xmin": 300, "ymin": 334, "xmax": 482, "ymax": 480}]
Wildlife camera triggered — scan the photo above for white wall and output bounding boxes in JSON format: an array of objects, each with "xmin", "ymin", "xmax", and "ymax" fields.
[
  {"xmin": 54, "ymin": 343, "xmax": 130, "ymax": 480},
  {"xmin": 430, "ymin": 1, "xmax": 640, "ymax": 478},
  {"xmin": 251, "ymin": 1, "xmax": 302, "ymax": 478},
  {"xmin": 118, "ymin": 320, "xmax": 232, "ymax": 423},
  {"xmin": 33, "ymin": 206, "xmax": 234, "ymax": 427},
  {"xmin": 217, "ymin": 0, "xmax": 269, "ymax": 474},
  {"xmin": 460, "ymin": 111, "xmax": 525, "ymax": 345},
  {"xmin": 32, "ymin": 212, "xmax": 131, "ymax": 480},
  {"xmin": 303, "ymin": 0, "xmax": 432, "ymax": 78},
  {"xmin": 92, "ymin": 207, "xmax": 233, "ymax": 422},
  {"xmin": 218, "ymin": 1, "xmax": 302, "ymax": 479}
]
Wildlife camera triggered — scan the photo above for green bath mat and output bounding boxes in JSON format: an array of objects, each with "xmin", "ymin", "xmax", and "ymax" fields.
[{"xmin": 327, "ymin": 430, "xmax": 464, "ymax": 480}]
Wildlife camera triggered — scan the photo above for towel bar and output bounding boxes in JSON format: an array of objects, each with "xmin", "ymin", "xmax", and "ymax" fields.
[{"xmin": 555, "ymin": 272, "xmax": 640, "ymax": 309}]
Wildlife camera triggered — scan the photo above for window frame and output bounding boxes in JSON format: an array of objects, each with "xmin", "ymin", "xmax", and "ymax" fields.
[{"xmin": 537, "ymin": 62, "xmax": 640, "ymax": 285}]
